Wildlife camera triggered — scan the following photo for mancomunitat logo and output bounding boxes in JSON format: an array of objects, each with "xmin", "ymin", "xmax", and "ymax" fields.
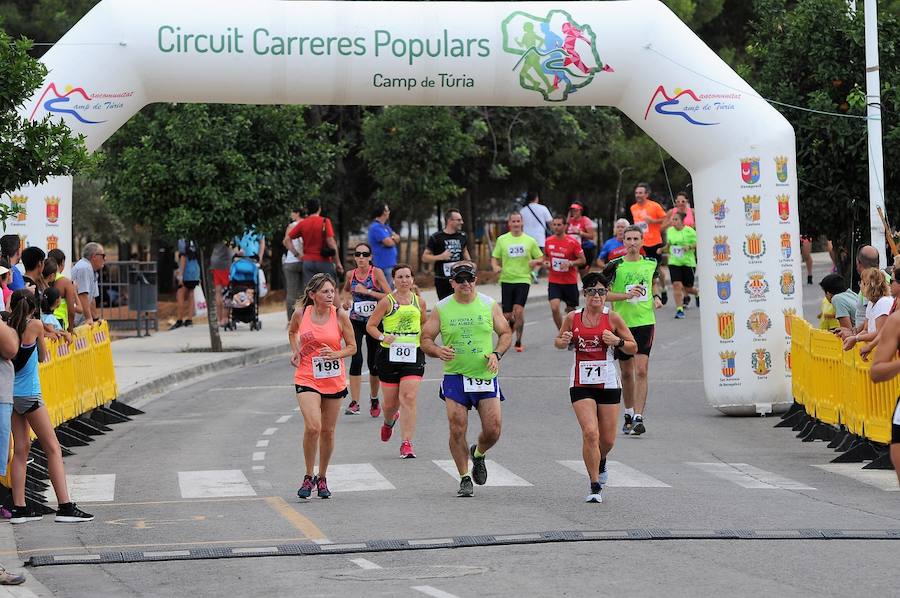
[
  {"xmin": 643, "ymin": 86, "xmax": 741, "ymax": 126},
  {"xmin": 29, "ymin": 82, "xmax": 134, "ymax": 125},
  {"xmin": 501, "ymin": 10, "xmax": 613, "ymax": 102}
]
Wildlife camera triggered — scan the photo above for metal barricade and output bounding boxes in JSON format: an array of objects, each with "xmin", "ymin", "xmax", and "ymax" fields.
[{"xmin": 99, "ymin": 261, "xmax": 158, "ymax": 337}]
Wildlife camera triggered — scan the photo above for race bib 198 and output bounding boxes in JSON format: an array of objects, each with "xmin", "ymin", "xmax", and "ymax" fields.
[
  {"xmin": 626, "ymin": 283, "xmax": 650, "ymax": 303},
  {"xmin": 507, "ymin": 244, "xmax": 526, "ymax": 258},
  {"xmin": 443, "ymin": 261, "xmax": 459, "ymax": 277},
  {"xmin": 463, "ymin": 376, "xmax": 496, "ymax": 393},
  {"xmin": 579, "ymin": 360, "xmax": 613, "ymax": 385},
  {"xmin": 551, "ymin": 257, "xmax": 568, "ymax": 272},
  {"xmin": 312, "ymin": 356, "xmax": 341, "ymax": 379},
  {"xmin": 389, "ymin": 343, "xmax": 417, "ymax": 363},
  {"xmin": 353, "ymin": 301, "xmax": 377, "ymax": 317}
]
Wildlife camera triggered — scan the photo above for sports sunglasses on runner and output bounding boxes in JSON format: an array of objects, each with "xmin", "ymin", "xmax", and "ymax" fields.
[
  {"xmin": 452, "ymin": 272, "xmax": 476, "ymax": 283},
  {"xmin": 583, "ymin": 287, "xmax": 608, "ymax": 296}
]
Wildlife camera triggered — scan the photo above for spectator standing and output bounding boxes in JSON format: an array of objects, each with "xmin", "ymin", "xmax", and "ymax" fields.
[
  {"xmin": 47, "ymin": 249, "xmax": 79, "ymax": 333},
  {"xmin": 519, "ymin": 192, "xmax": 553, "ymax": 283},
  {"xmin": 235, "ymin": 226, "xmax": 266, "ymax": 259},
  {"xmin": 209, "ymin": 242, "xmax": 234, "ymax": 328},
  {"xmin": 422, "ymin": 208, "xmax": 471, "ymax": 300},
  {"xmin": 823, "ymin": 274, "xmax": 857, "ymax": 330},
  {"xmin": 630, "ymin": 183, "xmax": 669, "ymax": 304},
  {"xmin": 171, "ymin": 239, "xmax": 201, "ymax": 330},
  {"xmin": 0, "ymin": 235, "xmax": 25, "ymax": 292},
  {"xmin": 0, "ymin": 314, "xmax": 25, "ymax": 585},
  {"xmin": 835, "ymin": 245, "xmax": 881, "ymax": 340},
  {"xmin": 21, "ymin": 247, "xmax": 46, "ymax": 293},
  {"xmin": 288, "ymin": 199, "xmax": 342, "ymax": 291},
  {"xmin": 368, "ymin": 204, "xmax": 401, "ymax": 289},
  {"xmin": 71, "ymin": 242, "xmax": 105, "ymax": 326},
  {"xmin": 566, "ymin": 202, "xmax": 596, "ymax": 273},
  {"xmin": 283, "ymin": 208, "xmax": 305, "ymax": 319},
  {"xmin": 869, "ymin": 309, "xmax": 900, "ymax": 484},
  {"xmin": 0, "ymin": 262, "xmax": 10, "ymax": 310}
]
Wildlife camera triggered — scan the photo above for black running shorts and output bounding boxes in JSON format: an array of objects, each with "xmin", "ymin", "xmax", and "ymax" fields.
[
  {"xmin": 615, "ymin": 324, "xmax": 654, "ymax": 360},
  {"xmin": 570, "ymin": 387, "xmax": 622, "ymax": 404},
  {"xmin": 376, "ymin": 347, "xmax": 426, "ymax": 385},
  {"xmin": 548, "ymin": 283, "xmax": 579, "ymax": 309},
  {"xmin": 501, "ymin": 282, "xmax": 530, "ymax": 313},
  {"xmin": 669, "ymin": 265, "xmax": 695, "ymax": 288},
  {"xmin": 295, "ymin": 385, "xmax": 348, "ymax": 400},
  {"xmin": 892, "ymin": 397, "xmax": 900, "ymax": 444}
]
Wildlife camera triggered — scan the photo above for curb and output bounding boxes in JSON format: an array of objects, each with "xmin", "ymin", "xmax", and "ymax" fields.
[{"xmin": 116, "ymin": 344, "xmax": 290, "ymax": 406}]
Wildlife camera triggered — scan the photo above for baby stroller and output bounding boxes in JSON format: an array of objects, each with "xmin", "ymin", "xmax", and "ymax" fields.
[{"xmin": 223, "ymin": 256, "xmax": 262, "ymax": 331}]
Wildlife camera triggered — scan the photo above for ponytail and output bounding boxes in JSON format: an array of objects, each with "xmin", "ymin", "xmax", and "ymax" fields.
[{"xmin": 8, "ymin": 290, "xmax": 36, "ymax": 339}]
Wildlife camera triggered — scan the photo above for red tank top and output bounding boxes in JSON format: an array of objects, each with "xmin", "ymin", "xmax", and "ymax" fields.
[
  {"xmin": 570, "ymin": 309, "xmax": 619, "ymax": 388},
  {"xmin": 294, "ymin": 305, "xmax": 347, "ymax": 393}
]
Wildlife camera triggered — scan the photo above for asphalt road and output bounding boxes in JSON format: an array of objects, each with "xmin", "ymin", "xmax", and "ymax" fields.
[{"xmin": 10, "ymin": 276, "xmax": 900, "ymax": 597}]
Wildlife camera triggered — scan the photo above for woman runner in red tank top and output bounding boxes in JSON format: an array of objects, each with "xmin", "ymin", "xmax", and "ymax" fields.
[
  {"xmin": 555, "ymin": 272, "xmax": 636, "ymax": 503},
  {"xmin": 289, "ymin": 273, "xmax": 356, "ymax": 499}
]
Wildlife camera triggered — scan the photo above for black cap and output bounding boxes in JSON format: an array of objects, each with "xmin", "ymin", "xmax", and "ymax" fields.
[{"xmin": 450, "ymin": 262, "xmax": 476, "ymax": 277}]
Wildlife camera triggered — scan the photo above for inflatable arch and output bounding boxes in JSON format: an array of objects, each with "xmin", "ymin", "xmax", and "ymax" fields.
[{"xmin": 18, "ymin": 0, "xmax": 802, "ymax": 414}]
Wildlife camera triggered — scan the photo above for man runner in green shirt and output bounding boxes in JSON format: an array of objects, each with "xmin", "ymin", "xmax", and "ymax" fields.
[
  {"xmin": 421, "ymin": 262, "xmax": 512, "ymax": 497},
  {"xmin": 661, "ymin": 211, "xmax": 698, "ymax": 319},
  {"xmin": 602, "ymin": 225, "xmax": 662, "ymax": 436},
  {"xmin": 491, "ymin": 213, "xmax": 544, "ymax": 352}
]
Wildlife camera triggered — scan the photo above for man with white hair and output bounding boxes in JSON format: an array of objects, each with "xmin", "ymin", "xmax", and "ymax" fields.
[
  {"xmin": 71, "ymin": 242, "xmax": 105, "ymax": 326},
  {"xmin": 597, "ymin": 218, "xmax": 639, "ymax": 267}
]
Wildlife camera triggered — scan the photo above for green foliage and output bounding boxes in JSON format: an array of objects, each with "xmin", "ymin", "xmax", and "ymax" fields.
[
  {"xmin": 0, "ymin": 31, "xmax": 89, "ymax": 201},
  {"xmin": 0, "ymin": 0, "xmax": 101, "ymax": 56}
]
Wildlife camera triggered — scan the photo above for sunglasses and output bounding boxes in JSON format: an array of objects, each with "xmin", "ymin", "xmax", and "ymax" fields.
[
  {"xmin": 354, "ymin": 252, "xmax": 371, "ymax": 257},
  {"xmin": 452, "ymin": 274, "xmax": 476, "ymax": 284},
  {"xmin": 583, "ymin": 287, "xmax": 608, "ymax": 297}
]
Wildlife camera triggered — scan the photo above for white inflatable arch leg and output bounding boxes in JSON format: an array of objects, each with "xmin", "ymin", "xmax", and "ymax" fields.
[{"xmin": 25, "ymin": 0, "xmax": 802, "ymax": 414}]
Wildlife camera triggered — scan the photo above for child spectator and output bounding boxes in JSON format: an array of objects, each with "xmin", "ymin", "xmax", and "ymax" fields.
[
  {"xmin": 40, "ymin": 288, "xmax": 71, "ymax": 344},
  {"xmin": 8, "ymin": 290, "xmax": 92, "ymax": 524}
]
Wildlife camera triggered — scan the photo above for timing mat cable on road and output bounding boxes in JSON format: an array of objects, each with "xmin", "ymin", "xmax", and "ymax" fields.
[{"xmin": 25, "ymin": 528, "xmax": 900, "ymax": 567}]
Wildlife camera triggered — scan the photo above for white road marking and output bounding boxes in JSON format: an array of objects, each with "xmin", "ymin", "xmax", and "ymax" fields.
[
  {"xmin": 144, "ymin": 550, "xmax": 191, "ymax": 558},
  {"xmin": 232, "ymin": 546, "xmax": 278, "ymax": 555},
  {"xmin": 412, "ymin": 586, "xmax": 460, "ymax": 598},
  {"xmin": 324, "ymin": 463, "xmax": 396, "ymax": 492},
  {"xmin": 252, "ymin": 465, "xmax": 265, "ymax": 472},
  {"xmin": 276, "ymin": 415, "xmax": 292, "ymax": 424},
  {"xmin": 350, "ymin": 558, "xmax": 383, "ymax": 570},
  {"xmin": 811, "ymin": 464, "xmax": 900, "ymax": 491},
  {"xmin": 432, "ymin": 460, "xmax": 532, "ymax": 487},
  {"xmin": 256, "ymin": 440, "xmax": 269, "ymax": 448},
  {"xmin": 263, "ymin": 428, "xmax": 277, "ymax": 436},
  {"xmin": 209, "ymin": 386, "xmax": 294, "ymax": 391},
  {"xmin": 688, "ymin": 462, "xmax": 816, "ymax": 490},
  {"xmin": 252, "ymin": 452, "xmax": 266, "ymax": 461},
  {"xmin": 558, "ymin": 460, "xmax": 671, "ymax": 487},
  {"xmin": 178, "ymin": 470, "xmax": 257, "ymax": 498},
  {"xmin": 44, "ymin": 474, "xmax": 116, "ymax": 505},
  {"xmin": 54, "ymin": 555, "xmax": 101, "ymax": 562}
]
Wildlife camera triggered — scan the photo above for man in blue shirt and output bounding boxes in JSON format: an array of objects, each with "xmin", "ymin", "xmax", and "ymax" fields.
[
  {"xmin": 597, "ymin": 218, "xmax": 631, "ymax": 267},
  {"xmin": 367, "ymin": 204, "xmax": 400, "ymax": 289}
]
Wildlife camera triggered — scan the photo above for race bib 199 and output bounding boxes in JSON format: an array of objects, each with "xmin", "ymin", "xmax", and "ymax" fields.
[
  {"xmin": 312, "ymin": 356, "xmax": 341, "ymax": 379},
  {"xmin": 507, "ymin": 244, "xmax": 526, "ymax": 258},
  {"xmin": 626, "ymin": 283, "xmax": 650, "ymax": 303},
  {"xmin": 551, "ymin": 257, "xmax": 569, "ymax": 272},
  {"xmin": 353, "ymin": 301, "xmax": 377, "ymax": 317},
  {"xmin": 463, "ymin": 376, "xmax": 496, "ymax": 393},
  {"xmin": 443, "ymin": 261, "xmax": 459, "ymax": 277},
  {"xmin": 389, "ymin": 343, "xmax": 417, "ymax": 363},
  {"xmin": 671, "ymin": 246, "xmax": 685, "ymax": 258},
  {"xmin": 579, "ymin": 360, "xmax": 614, "ymax": 385}
]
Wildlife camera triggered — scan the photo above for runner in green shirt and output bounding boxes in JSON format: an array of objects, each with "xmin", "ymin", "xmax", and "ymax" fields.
[
  {"xmin": 491, "ymin": 213, "xmax": 543, "ymax": 352},
  {"xmin": 421, "ymin": 262, "xmax": 512, "ymax": 497},
  {"xmin": 602, "ymin": 225, "xmax": 662, "ymax": 436},
  {"xmin": 660, "ymin": 212, "xmax": 698, "ymax": 319}
]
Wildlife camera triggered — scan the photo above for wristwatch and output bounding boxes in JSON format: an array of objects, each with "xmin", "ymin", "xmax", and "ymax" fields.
[
  {"xmin": 378, "ymin": 334, "xmax": 385, "ymax": 342},
  {"xmin": 616, "ymin": 337, "xmax": 626, "ymax": 348},
  {"xmin": 492, "ymin": 351, "xmax": 502, "ymax": 361}
]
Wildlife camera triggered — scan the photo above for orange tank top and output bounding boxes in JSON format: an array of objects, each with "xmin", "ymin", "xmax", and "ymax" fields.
[{"xmin": 293, "ymin": 305, "xmax": 347, "ymax": 393}]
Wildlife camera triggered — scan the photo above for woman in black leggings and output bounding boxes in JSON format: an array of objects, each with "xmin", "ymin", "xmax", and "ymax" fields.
[{"xmin": 341, "ymin": 243, "xmax": 391, "ymax": 416}]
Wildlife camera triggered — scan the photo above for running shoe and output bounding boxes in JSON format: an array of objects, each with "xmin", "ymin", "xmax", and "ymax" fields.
[
  {"xmin": 0, "ymin": 567, "xmax": 25, "ymax": 586},
  {"xmin": 631, "ymin": 415, "xmax": 646, "ymax": 436},
  {"xmin": 315, "ymin": 476, "xmax": 331, "ymax": 499},
  {"xmin": 54, "ymin": 502, "xmax": 93, "ymax": 523},
  {"xmin": 585, "ymin": 482, "xmax": 603, "ymax": 503},
  {"xmin": 9, "ymin": 505, "xmax": 43, "ymax": 524},
  {"xmin": 400, "ymin": 440, "xmax": 416, "ymax": 459},
  {"xmin": 297, "ymin": 475, "xmax": 314, "ymax": 499},
  {"xmin": 169, "ymin": 320, "xmax": 184, "ymax": 330},
  {"xmin": 599, "ymin": 458, "xmax": 608, "ymax": 486},
  {"xmin": 370, "ymin": 398, "xmax": 381, "ymax": 418},
  {"xmin": 457, "ymin": 475, "xmax": 474, "ymax": 497},
  {"xmin": 470, "ymin": 444, "xmax": 488, "ymax": 485},
  {"xmin": 695, "ymin": 295, "xmax": 700, "ymax": 307},
  {"xmin": 683, "ymin": 295, "xmax": 691, "ymax": 308},
  {"xmin": 345, "ymin": 400, "xmax": 360, "ymax": 415},
  {"xmin": 674, "ymin": 309, "xmax": 686, "ymax": 319},
  {"xmin": 807, "ymin": 275, "xmax": 813, "ymax": 285},
  {"xmin": 622, "ymin": 413, "xmax": 633, "ymax": 435},
  {"xmin": 184, "ymin": 319, "xmax": 193, "ymax": 327},
  {"xmin": 660, "ymin": 291, "xmax": 668, "ymax": 305},
  {"xmin": 380, "ymin": 412, "xmax": 398, "ymax": 442},
  {"xmin": 514, "ymin": 341, "xmax": 524, "ymax": 353},
  {"xmin": 531, "ymin": 271, "xmax": 539, "ymax": 285}
]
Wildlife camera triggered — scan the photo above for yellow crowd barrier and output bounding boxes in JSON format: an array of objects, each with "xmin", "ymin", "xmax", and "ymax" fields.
[{"xmin": 791, "ymin": 316, "xmax": 899, "ymax": 445}]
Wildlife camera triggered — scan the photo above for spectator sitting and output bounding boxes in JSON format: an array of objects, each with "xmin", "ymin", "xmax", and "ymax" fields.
[{"xmin": 40, "ymin": 287, "xmax": 71, "ymax": 344}]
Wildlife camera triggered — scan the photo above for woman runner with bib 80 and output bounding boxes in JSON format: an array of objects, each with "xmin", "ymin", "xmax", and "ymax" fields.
[
  {"xmin": 555, "ymin": 272, "xmax": 636, "ymax": 503},
  {"xmin": 290, "ymin": 274, "xmax": 356, "ymax": 499},
  {"xmin": 366, "ymin": 264, "xmax": 427, "ymax": 458},
  {"xmin": 341, "ymin": 243, "xmax": 390, "ymax": 417}
]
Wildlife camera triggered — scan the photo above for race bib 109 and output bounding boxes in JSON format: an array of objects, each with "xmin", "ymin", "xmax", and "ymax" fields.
[
  {"xmin": 389, "ymin": 343, "xmax": 417, "ymax": 363},
  {"xmin": 312, "ymin": 356, "xmax": 341, "ymax": 379},
  {"xmin": 353, "ymin": 301, "xmax": 377, "ymax": 317},
  {"xmin": 463, "ymin": 376, "xmax": 496, "ymax": 393}
]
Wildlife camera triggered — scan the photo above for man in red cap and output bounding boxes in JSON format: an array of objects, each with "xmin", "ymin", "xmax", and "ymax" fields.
[{"xmin": 566, "ymin": 201, "xmax": 596, "ymax": 275}]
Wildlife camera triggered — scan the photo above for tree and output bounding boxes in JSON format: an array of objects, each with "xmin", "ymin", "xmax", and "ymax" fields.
[
  {"xmin": 0, "ymin": 31, "xmax": 89, "ymax": 224},
  {"xmin": 747, "ymin": 0, "xmax": 900, "ymax": 272},
  {"xmin": 360, "ymin": 106, "xmax": 475, "ymax": 268},
  {"xmin": 100, "ymin": 103, "xmax": 342, "ymax": 350},
  {"xmin": 0, "ymin": 0, "xmax": 101, "ymax": 57}
]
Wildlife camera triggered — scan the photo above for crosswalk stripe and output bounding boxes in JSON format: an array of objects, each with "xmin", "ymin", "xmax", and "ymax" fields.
[
  {"xmin": 558, "ymin": 460, "xmax": 671, "ymax": 487},
  {"xmin": 44, "ymin": 474, "xmax": 116, "ymax": 505},
  {"xmin": 432, "ymin": 460, "xmax": 532, "ymax": 487},
  {"xmin": 178, "ymin": 470, "xmax": 257, "ymax": 498},
  {"xmin": 688, "ymin": 462, "xmax": 816, "ymax": 490},
  {"xmin": 324, "ymin": 463, "xmax": 395, "ymax": 492},
  {"xmin": 811, "ymin": 464, "xmax": 900, "ymax": 491}
]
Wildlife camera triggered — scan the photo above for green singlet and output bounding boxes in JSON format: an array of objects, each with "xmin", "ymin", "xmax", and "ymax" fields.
[
  {"xmin": 53, "ymin": 273, "xmax": 69, "ymax": 330},
  {"xmin": 380, "ymin": 293, "xmax": 422, "ymax": 348},
  {"xmin": 436, "ymin": 292, "xmax": 496, "ymax": 380},
  {"xmin": 608, "ymin": 257, "xmax": 659, "ymax": 327}
]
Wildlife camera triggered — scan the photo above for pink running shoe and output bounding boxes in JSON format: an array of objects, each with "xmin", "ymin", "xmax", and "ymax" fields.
[
  {"xmin": 400, "ymin": 440, "xmax": 416, "ymax": 459},
  {"xmin": 370, "ymin": 398, "xmax": 381, "ymax": 418},
  {"xmin": 380, "ymin": 412, "xmax": 398, "ymax": 442}
]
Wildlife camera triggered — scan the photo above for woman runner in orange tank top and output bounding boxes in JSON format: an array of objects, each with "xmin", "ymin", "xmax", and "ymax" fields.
[
  {"xmin": 555, "ymin": 272, "xmax": 636, "ymax": 504},
  {"xmin": 289, "ymin": 273, "xmax": 356, "ymax": 499}
]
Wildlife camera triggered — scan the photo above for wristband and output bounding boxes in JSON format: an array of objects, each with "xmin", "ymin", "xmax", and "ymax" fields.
[
  {"xmin": 616, "ymin": 337, "xmax": 625, "ymax": 348},
  {"xmin": 492, "ymin": 351, "xmax": 502, "ymax": 361}
]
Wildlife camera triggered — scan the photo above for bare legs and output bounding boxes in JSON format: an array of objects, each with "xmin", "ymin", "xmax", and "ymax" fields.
[
  {"xmin": 297, "ymin": 392, "xmax": 342, "ymax": 478},
  {"xmin": 12, "ymin": 406, "xmax": 70, "ymax": 506},
  {"xmin": 445, "ymin": 398, "xmax": 501, "ymax": 476},
  {"xmin": 619, "ymin": 355, "xmax": 649, "ymax": 414},
  {"xmin": 572, "ymin": 400, "xmax": 618, "ymax": 484}
]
